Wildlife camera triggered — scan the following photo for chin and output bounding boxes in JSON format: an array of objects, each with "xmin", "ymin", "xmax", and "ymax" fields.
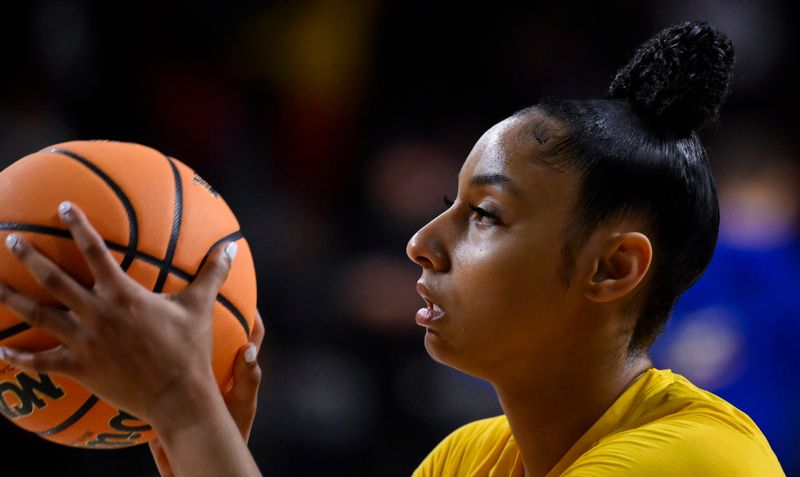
[
  {"xmin": 423, "ymin": 330, "xmax": 448, "ymax": 363},
  {"xmin": 423, "ymin": 331, "xmax": 489, "ymax": 380}
]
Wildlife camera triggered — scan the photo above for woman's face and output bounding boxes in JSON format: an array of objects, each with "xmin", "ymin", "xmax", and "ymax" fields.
[{"xmin": 406, "ymin": 114, "xmax": 588, "ymax": 380}]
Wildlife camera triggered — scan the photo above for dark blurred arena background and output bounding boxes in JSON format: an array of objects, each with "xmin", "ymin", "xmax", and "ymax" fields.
[{"xmin": 0, "ymin": 1, "xmax": 798, "ymax": 475}]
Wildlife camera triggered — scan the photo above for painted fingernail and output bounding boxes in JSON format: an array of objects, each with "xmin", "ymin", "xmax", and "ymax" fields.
[
  {"xmin": 224, "ymin": 242, "xmax": 238, "ymax": 262},
  {"xmin": 58, "ymin": 201, "xmax": 73, "ymax": 219},
  {"xmin": 244, "ymin": 344, "xmax": 257, "ymax": 365},
  {"xmin": 5, "ymin": 234, "xmax": 19, "ymax": 251}
]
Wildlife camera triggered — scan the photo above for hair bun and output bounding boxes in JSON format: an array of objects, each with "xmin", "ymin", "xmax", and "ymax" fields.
[{"xmin": 608, "ymin": 21, "xmax": 735, "ymax": 135}]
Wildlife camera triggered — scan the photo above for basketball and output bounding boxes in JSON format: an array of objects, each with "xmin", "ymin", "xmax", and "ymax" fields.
[{"xmin": 0, "ymin": 140, "xmax": 257, "ymax": 449}]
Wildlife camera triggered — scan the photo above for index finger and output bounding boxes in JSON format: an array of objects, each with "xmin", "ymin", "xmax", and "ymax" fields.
[{"xmin": 57, "ymin": 202, "xmax": 125, "ymax": 285}]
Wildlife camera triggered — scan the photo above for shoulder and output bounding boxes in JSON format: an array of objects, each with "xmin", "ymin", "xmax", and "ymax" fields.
[
  {"xmin": 413, "ymin": 416, "xmax": 514, "ymax": 477},
  {"xmin": 562, "ymin": 414, "xmax": 785, "ymax": 476},
  {"xmin": 562, "ymin": 370, "xmax": 785, "ymax": 476}
]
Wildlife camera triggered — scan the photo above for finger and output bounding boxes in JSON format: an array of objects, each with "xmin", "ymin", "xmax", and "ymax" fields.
[
  {"xmin": 224, "ymin": 343, "xmax": 261, "ymax": 441},
  {"xmin": 149, "ymin": 439, "xmax": 175, "ymax": 477},
  {"xmin": 251, "ymin": 310, "xmax": 265, "ymax": 351},
  {"xmin": 4, "ymin": 234, "xmax": 94, "ymax": 317},
  {"xmin": 0, "ymin": 283, "xmax": 77, "ymax": 342},
  {"xmin": 179, "ymin": 242, "xmax": 236, "ymax": 310},
  {"xmin": 57, "ymin": 202, "xmax": 125, "ymax": 286},
  {"xmin": 0, "ymin": 345, "xmax": 73, "ymax": 375}
]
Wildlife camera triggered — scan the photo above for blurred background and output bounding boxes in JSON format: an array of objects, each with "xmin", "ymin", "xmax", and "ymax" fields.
[{"xmin": 0, "ymin": 1, "xmax": 797, "ymax": 475}]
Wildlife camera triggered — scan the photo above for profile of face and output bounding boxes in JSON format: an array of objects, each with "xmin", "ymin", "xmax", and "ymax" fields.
[
  {"xmin": 406, "ymin": 113, "xmax": 587, "ymax": 380},
  {"xmin": 407, "ymin": 112, "xmax": 654, "ymax": 382}
]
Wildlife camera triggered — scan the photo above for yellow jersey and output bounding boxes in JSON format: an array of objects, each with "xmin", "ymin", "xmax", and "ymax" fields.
[{"xmin": 413, "ymin": 368, "xmax": 784, "ymax": 476}]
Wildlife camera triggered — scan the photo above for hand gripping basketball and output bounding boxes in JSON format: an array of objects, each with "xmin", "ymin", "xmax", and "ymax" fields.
[
  {"xmin": 149, "ymin": 310, "xmax": 264, "ymax": 477},
  {"xmin": 0, "ymin": 201, "xmax": 234, "ymax": 426}
]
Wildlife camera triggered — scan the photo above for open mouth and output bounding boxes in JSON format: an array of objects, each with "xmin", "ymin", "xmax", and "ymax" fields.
[
  {"xmin": 416, "ymin": 296, "xmax": 445, "ymax": 327},
  {"xmin": 425, "ymin": 298, "xmax": 444, "ymax": 314}
]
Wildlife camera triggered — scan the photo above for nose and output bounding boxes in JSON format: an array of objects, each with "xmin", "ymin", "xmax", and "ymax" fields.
[{"xmin": 406, "ymin": 215, "xmax": 451, "ymax": 272}]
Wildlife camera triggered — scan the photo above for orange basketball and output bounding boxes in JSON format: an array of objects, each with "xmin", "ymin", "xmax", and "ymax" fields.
[{"xmin": 0, "ymin": 140, "xmax": 257, "ymax": 448}]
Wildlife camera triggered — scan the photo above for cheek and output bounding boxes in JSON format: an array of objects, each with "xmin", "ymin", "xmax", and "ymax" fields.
[{"xmin": 451, "ymin": 239, "xmax": 561, "ymax": 328}]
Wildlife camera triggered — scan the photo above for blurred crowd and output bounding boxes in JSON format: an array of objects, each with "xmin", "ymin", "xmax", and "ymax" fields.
[{"xmin": 0, "ymin": 1, "xmax": 797, "ymax": 475}]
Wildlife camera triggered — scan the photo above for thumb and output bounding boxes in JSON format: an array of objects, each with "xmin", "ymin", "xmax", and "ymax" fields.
[{"xmin": 224, "ymin": 342, "xmax": 262, "ymax": 441}]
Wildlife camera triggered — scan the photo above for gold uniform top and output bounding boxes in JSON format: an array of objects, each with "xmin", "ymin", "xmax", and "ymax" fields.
[{"xmin": 413, "ymin": 368, "xmax": 785, "ymax": 476}]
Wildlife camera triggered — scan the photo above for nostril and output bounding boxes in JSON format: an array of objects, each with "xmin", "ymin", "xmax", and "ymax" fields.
[{"xmin": 415, "ymin": 255, "xmax": 435, "ymax": 269}]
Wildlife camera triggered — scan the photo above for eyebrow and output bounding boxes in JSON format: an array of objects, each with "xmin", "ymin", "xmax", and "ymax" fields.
[{"xmin": 466, "ymin": 173, "xmax": 522, "ymax": 197}]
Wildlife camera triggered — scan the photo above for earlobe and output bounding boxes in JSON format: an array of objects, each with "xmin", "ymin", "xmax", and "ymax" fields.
[{"xmin": 585, "ymin": 232, "xmax": 652, "ymax": 303}]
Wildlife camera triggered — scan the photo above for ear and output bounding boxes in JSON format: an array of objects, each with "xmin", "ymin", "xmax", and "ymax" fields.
[{"xmin": 585, "ymin": 232, "xmax": 652, "ymax": 303}]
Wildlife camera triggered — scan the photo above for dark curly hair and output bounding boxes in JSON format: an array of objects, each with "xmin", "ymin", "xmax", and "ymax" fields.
[{"xmin": 520, "ymin": 22, "xmax": 735, "ymax": 352}]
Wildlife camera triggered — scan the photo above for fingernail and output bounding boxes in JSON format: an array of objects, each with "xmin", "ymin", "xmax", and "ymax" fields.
[
  {"xmin": 58, "ymin": 201, "xmax": 73, "ymax": 219},
  {"xmin": 224, "ymin": 242, "xmax": 238, "ymax": 262},
  {"xmin": 5, "ymin": 234, "xmax": 19, "ymax": 251},
  {"xmin": 244, "ymin": 344, "xmax": 257, "ymax": 365}
]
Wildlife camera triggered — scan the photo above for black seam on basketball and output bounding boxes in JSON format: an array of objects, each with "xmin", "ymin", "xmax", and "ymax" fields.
[
  {"xmin": 0, "ymin": 322, "xmax": 31, "ymax": 340},
  {"xmin": 153, "ymin": 157, "xmax": 183, "ymax": 293},
  {"xmin": 36, "ymin": 395, "xmax": 99, "ymax": 437},
  {"xmin": 215, "ymin": 294, "xmax": 250, "ymax": 336},
  {"xmin": 0, "ymin": 224, "xmax": 250, "ymax": 341},
  {"xmin": 0, "ymin": 223, "xmax": 71, "ymax": 238},
  {"xmin": 48, "ymin": 148, "xmax": 139, "ymax": 271}
]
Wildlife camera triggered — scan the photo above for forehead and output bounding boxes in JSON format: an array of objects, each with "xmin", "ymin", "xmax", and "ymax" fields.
[
  {"xmin": 461, "ymin": 112, "xmax": 569, "ymax": 184},
  {"xmin": 457, "ymin": 113, "xmax": 580, "ymax": 222},
  {"xmin": 464, "ymin": 117, "xmax": 524, "ymax": 176}
]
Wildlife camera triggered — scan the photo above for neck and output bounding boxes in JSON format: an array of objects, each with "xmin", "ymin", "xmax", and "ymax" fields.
[{"xmin": 492, "ymin": 350, "xmax": 652, "ymax": 477}]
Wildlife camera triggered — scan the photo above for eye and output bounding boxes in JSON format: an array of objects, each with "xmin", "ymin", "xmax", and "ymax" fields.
[{"xmin": 468, "ymin": 203, "xmax": 501, "ymax": 224}]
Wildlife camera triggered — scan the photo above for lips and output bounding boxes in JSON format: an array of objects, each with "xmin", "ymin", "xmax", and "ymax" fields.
[{"xmin": 415, "ymin": 282, "xmax": 445, "ymax": 326}]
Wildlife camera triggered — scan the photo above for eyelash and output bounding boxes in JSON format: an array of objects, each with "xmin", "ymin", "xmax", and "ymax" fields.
[
  {"xmin": 469, "ymin": 204, "xmax": 499, "ymax": 222},
  {"xmin": 443, "ymin": 195, "xmax": 501, "ymax": 223}
]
